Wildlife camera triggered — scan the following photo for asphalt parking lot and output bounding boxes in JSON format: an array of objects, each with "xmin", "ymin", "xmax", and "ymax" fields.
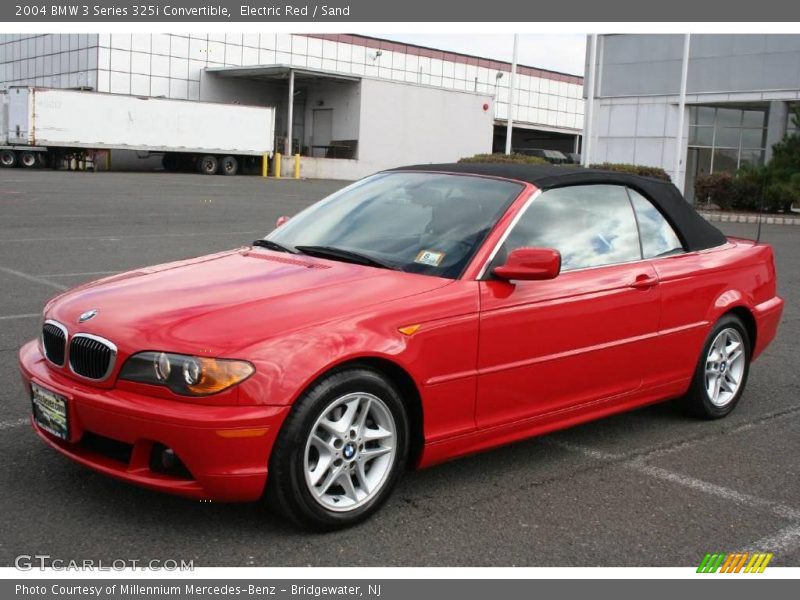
[{"xmin": 0, "ymin": 170, "xmax": 798, "ymax": 567}]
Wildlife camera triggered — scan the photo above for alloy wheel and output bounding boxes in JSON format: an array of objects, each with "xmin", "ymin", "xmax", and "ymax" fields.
[
  {"xmin": 303, "ymin": 392, "xmax": 396, "ymax": 512},
  {"xmin": 704, "ymin": 327, "xmax": 746, "ymax": 407}
]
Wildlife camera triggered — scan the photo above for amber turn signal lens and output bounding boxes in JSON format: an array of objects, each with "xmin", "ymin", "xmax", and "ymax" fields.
[{"xmin": 186, "ymin": 358, "xmax": 255, "ymax": 395}]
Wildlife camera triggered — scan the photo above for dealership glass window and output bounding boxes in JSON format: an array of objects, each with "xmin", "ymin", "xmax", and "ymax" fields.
[{"xmin": 686, "ymin": 105, "xmax": 768, "ymax": 202}]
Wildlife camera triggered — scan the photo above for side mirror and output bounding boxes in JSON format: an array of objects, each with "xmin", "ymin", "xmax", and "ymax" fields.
[
  {"xmin": 492, "ymin": 247, "xmax": 561, "ymax": 281},
  {"xmin": 275, "ymin": 215, "xmax": 290, "ymax": 228}
]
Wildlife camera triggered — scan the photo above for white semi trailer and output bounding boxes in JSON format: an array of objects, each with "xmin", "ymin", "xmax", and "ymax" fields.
[{"xmin": 0, "ymin": 87, "xmax": 276, "ymax": 175}]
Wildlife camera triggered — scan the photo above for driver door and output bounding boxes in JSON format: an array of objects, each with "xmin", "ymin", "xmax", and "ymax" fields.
[{"xmin": 476, "ymin": 184, "xmax": 662, "ymax": 429}]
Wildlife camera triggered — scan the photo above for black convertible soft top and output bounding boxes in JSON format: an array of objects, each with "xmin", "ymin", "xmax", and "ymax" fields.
[{"xmin": 390, "ymin": 163, "xmax": 728, "ymax": 252}]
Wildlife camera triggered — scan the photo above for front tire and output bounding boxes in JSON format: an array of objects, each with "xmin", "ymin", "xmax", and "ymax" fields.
[
  {"xmin": 682, "ymin": 314, "xmax": 751, "ymax": 419},
  {"xmin": 267, "ymin": 367, "xmax": 409, "ymax": 530}
]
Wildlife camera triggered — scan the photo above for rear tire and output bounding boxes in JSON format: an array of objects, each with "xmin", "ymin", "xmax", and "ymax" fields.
[
  {"xmin": 197, "ymin": 155, "xmax": 218, "ymax": 175},
  {"xmin": 0, "ymin": 150, "xmax": 16, "ymax": 168},
  {"xmin": 19, "ymin": 151, "xmax": 38, "ymax": 168},
  {"xmin": 681, "ymin": 314, "xmax": 751, "ymax": 419},
  {"xmin": 266, "ymin": 367, "xmax": 409, "ymax": 530},
  {"xmin": 219, "ymin": 156, "xmax": 238, "ymax": 176}
]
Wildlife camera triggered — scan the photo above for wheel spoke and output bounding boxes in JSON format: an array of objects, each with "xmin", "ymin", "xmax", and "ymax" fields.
[
  {"xmin": 318, "ymin": 398, "xmax": 360, "ymax": 435},
  {"xmin": 364, "ymin": 425, "xmax": 393, "ymax": 441},
  {"xmin": 337, "ymin": 471, "xmax": 359, "ymax": 502},
  {"xmin": 355, "ymin": 397, "xmax": 373, "ymax": 438},
  {"xmin": 706, "ymin": 373, "xmax": 717, "ymax": 397},
  {"xmin": 361, "ymin": 445, "xmax": 392, "ymax": 461},
  {"xmin": 719, "ymin": 376, "xmax": 735, "ymax": 394},
  {"xmin": 728, "ymin": 347, "xmax": 743, "ymax": 364},
  {"xmin": 315, "ymin": 465, "xmax": 343, "ymax": 497},
  {"xmin": 354, "ymin": 461, "xmax": 372, "ymax": 494},
  {"xmin": 341, "ymin": 397, "xmax": 361, "ymax": 430},
  {"xmin": 310, "ymin": 433, "xmax": 333, "ymax": 453},
  {"xmin": 714, "ymin": 375, "xmax": 723, "ymax": 401},
  {"xmin": 714, "ymin": 336, "xmax": 727, "ymax": 357},
  {"xmin": 308, "ymin": 454, "xmax": 333, "ymax": 486}
]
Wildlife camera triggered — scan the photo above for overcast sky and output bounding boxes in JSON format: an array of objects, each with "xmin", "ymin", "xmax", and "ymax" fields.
[{"xmin": 378, "ymin": 34, "xmax": 587, "ymax": 76}]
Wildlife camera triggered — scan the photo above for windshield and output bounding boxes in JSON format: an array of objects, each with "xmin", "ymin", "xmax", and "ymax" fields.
[{"xmin": 265, "ymin": 172, "xmax": 523, "ymax": 279}]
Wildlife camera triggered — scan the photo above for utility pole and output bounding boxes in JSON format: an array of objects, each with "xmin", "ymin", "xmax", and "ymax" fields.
[{"xmin": 504, "ymin": 34, "xmax": 518, "ymax": 155}]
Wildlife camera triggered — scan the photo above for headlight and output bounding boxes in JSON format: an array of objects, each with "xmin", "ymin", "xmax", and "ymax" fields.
[{"xmin": 119, "ymin": 352, "xmax": 254, "ymax": 396}]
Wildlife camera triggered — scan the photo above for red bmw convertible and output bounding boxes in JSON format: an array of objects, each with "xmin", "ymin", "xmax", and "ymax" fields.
[{"xmin": 19, "ymin": 164, "xmax": 783, "ymax": 529}]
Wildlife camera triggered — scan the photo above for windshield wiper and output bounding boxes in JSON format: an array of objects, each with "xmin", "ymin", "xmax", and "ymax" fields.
[
  {"xmin": 294, "ymin": 245, "xmax": 400, "ymax": 271},
  {"xmin": 252, "ymin": 239, "xmax": 297, "ymax": 254}
]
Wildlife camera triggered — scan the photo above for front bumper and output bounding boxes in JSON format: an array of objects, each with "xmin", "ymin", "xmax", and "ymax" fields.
[{"xmin": 18, "ymin": 340, "xmax": 290, "ymax": 501}]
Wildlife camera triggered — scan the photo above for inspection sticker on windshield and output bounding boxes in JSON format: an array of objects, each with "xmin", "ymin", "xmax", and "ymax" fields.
[{"xmin": 414, "ymin": 250, "xmax": 445, "ymax": 267}]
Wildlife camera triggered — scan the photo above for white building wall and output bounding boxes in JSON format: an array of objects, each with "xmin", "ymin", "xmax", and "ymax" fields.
[
  {"xmin": 302, "ymin": 81, "xmax": 361, "ymax": 149},
  {"xmin": 0, "ymin": 33, "xmax": 583, "ymax": 135},
  {"xmin": 0, "ymin": 34, "xmax": 98, "ymax": 90},
  {"xmin": 591, "ymin": 96, "xmax": 684, "ymax": 181},
  {"xmin": 356, "ymin": 78, "xmax": 494, "ymax": 174}
]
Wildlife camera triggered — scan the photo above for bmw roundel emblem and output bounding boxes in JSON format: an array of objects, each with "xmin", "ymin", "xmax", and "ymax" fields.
[{"xmin": 78, "ymin": 309, "xmax": 98, "ymax": 323}]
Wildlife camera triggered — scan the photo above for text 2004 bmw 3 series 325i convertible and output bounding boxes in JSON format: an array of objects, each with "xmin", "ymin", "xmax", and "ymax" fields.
[{"xmin": 19, "ymin": 163, "xmax": 784, "ymax": 529}]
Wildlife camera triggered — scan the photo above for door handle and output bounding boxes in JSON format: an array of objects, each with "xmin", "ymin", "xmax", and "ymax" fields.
[{"xmin": 629, "ymin": 274, "xmax": 659, "ymax": 289}]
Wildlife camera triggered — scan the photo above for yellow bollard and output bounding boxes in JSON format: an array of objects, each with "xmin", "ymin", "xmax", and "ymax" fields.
[
  {"xmin": 273, "ymin": 152, "xmax": 282, "ymax": 178},
  {"xmin": 261, "ymin": 153, "xmax": 269, "ymax": 177},
  {"xmin": 293, "ymin": 154, "xmax": 300, "ymax": 179}
]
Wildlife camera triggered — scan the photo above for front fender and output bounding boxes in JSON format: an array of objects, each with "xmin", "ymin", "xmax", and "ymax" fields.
[{"xmin": 236, "ymin": 282, "xmax": 481, "ymax": 409}]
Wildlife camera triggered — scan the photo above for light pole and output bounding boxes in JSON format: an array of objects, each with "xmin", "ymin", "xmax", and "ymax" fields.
[{"xmin": 504, "ymin": 34, "xmax": 519, "ymax": 155}]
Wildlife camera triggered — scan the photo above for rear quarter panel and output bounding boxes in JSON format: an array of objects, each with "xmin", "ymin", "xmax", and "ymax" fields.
[{"xmin": 648, "ymin": 240, "xmax": 778, "ymax": 388}]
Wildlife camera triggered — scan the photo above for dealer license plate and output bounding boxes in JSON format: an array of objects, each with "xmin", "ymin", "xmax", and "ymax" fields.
[{"xmin": 31, "ymin": 383, "xmax": 69, "ymax": 440}]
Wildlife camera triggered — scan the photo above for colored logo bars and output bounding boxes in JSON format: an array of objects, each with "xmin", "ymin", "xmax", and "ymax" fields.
[{"xmin": 697, "ymin": 552, "xmax": 773, "ymax": 573}]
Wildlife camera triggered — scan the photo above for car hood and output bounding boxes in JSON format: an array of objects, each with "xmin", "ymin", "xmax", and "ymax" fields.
[{"xmin": 46, "ymin": 247, "xmax": 452, "ymax": 356}]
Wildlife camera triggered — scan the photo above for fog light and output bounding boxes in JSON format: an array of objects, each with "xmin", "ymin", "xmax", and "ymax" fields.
[
  {"xmin": 160, "ymin": 447, "xmax": 176, "ymax": 470},
  {"xmin": 149, "ymin": 443, "xmax": 193, "ymax": 479}
]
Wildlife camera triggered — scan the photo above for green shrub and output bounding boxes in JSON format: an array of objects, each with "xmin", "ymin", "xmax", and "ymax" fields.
[
  {"xmin": 588, "ymin": 163, "xmax": 672, "ymax": 181},
  {"xmin": 459, "ymin": 153, "xmax": 549, "ymax": 165},
  {"xmin": 731, "ymin": 165, "xmax": 767, "ymax": 212},
  {"xmin": 694, "ymin": 172, "xmax": 735, "ymax": 210},
  {"xmin": 764, "ymin": 182, "xmax": 796, "ymax": 213},
  {"xmin": 731, "ymin": 166, "xmax": 796, "ymax": 213}
]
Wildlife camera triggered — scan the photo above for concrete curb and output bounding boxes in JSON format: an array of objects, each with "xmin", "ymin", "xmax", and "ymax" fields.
[{"xmin": 697, "ymin": 211, "xmax": 800, "ymax": 226}]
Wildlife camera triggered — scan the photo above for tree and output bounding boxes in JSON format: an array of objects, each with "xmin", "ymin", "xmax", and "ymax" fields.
[{"xmin": 765, "ymin": 106, "xmax": 800, "ymax": 213}]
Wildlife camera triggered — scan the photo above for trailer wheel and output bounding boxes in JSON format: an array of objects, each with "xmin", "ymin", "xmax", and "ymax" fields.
[
  {"xmin": 197, "ymin": 155, "xmax": 218, "ymax": 175},
  {"xmin": 19, "ymin": 151, "xmax": 38, "ymax": 168},
  {"xmin": 219, "ymin": 156, "xmax": 238, "ymax": 176},
  {"xmin": 0, "ymin": 150, "xmax": 16, "ymax": 168}
]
